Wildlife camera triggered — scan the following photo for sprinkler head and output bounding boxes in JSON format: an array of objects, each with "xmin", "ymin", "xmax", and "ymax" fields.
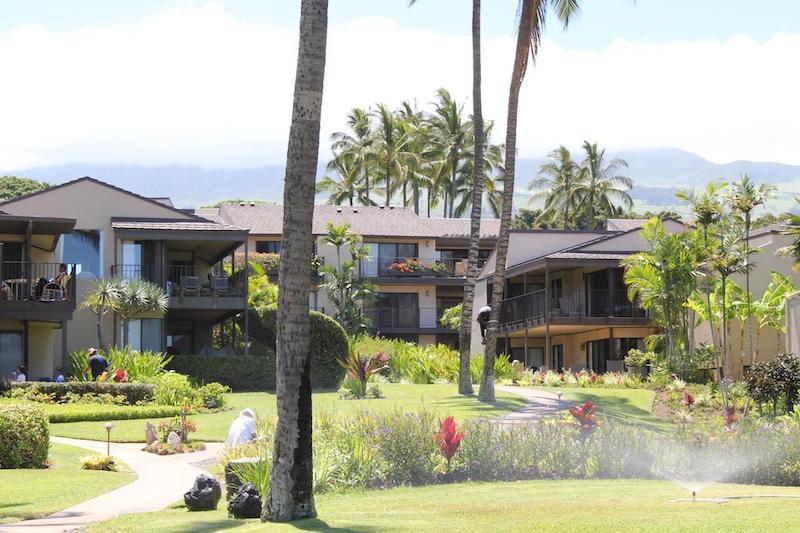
[{"xmin": 692, "ymin": 491, "xmax": 696, "ymax": 501}]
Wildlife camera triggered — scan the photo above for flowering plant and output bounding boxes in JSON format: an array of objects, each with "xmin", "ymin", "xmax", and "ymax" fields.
[
  {"xmin": 113, "ymin": 368, "xmax": 128, "ymax": 383},
  {"xmin": 436, "ymin": 416, "xmax": 464, "ymax": 467},
  {"xmin": 682, "ymin": 390, "xmax": 695, "ymax": 409},
  {"xmin": 389, "ymin": 258, "xmax": 422, "ymax": 273},
  {"xmin": 568, "ymin": 402, "xmax": 598, "ymax": 437}
]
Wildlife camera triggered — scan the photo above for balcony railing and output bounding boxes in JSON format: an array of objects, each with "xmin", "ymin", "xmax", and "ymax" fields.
[
  {"xmin": 110, "ymin": 264, "xmax": 246, "ymax": 298},
  {"xmin": 501, "ymin": 288, "xmax": 647, "ymax": 327},
  {"xmin": 0, "ymin": 261, "xmax": 77, "ymax": 308},
  {"xmin": 359, "ymin": 257, "xmax": 486, "ymax": 279},
  {"xmin": 363, "ymin": 307, "xmax": 445, "ymax": 330}
]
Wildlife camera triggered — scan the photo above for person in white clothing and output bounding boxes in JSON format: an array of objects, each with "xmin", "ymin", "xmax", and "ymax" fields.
[
  {"xmin": 15, "ymin": 366, "xmax": 27, "ymax": 382},
  {"xmin": 226, "ymin": 408, "xmax": 257, "ymax": 446},
  {"xmin": 477, "ymin": 305, "xmax": 492, "ymax": 344}
]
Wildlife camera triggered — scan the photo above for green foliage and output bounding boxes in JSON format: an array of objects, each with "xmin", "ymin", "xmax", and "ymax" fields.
[
  {"xmin": 247, "ymin": 252, "xmax": 281, "ymax": 273},
  {"xmin": 0, "ymin": 176, "xmax": 49, "ymax": 201},
  {"xmin": 624, "ymin": 349, "xmax": 655, "ymax": 368},
  {"xmin": 43, "ymin": 404, "xmax": 183, "ymax": 424},
  {"xmin": 195, "ymin": 382, "xmax": 231, "ymax": 409},
  {"xmin": 66, "ymin": 347, "xmax": 171, "ymax": 382},
  {"xmin": 438, "ymin": 303, "xmax": 461, "ymax": 330},
  {"xmin": 146, "ymin": 372, "xmax": 195, "ymax": 407},
  {"xmin": 0, "ymin": 404, "xmax": 49, "ymax": 468},
  {"xmin": 1, "ymin": 382, "xmax": 154, "ymax": 405},
  {"xmin": 340, "ymin": 344, "xmax": 389, "ymax": 399},
  {"xmin": 80, "ymin": 455, "xmax": 117, "ymax": 471},
  {"xmin": 229, "ymin": 458, "xmax": 271, "ymax": 499},
  {"xmin": 257, "ymin": 308, "xmax": 349, "ymax": 389},
  {"xmin": 167, "ymin": 355, "xmax": 275, "ymax": 392}
]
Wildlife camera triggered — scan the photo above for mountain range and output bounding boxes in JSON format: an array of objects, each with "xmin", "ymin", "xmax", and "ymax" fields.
[{"xmin": 4, "ymin": 148, "xmax": 800, "ymax": 212}]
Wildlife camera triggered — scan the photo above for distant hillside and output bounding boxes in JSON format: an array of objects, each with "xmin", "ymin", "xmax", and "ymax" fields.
[{"xmin": 4, "ymin": 148, "xmax": 800, "ymax": 210}]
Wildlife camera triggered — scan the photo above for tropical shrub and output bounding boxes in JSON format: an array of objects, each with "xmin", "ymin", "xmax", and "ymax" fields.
[
  {"xmin": 340, "ymin": 347, "xmax": 390, "ymax": 398},
  {"xmin": 0, "ymin": 404, "xmax": 49, "ymax": 468},
  {"xmin": 195, "ymin": 382, "xmax": 231, "ymax": 409},
  {"xmin": 167, "ymin": 354, "xmax": 275, "ymax": 392},
  {"xmin": 80, "ymin": 455, "xmax": 117, "ymax": 471},
  {"xmin": 66, "ymin": 347, "xmax": 171, "ymax": 382},
  {"xmin": 44, "ymin": 404, "xmax": 183, "ymax": 424},
  {"xmin": 745, "ymin": 354, "xmax": 800, "ymax": 414},
  {"xmin": 146, "ymin": 372, "xmax": 196, "ymax": 407}
]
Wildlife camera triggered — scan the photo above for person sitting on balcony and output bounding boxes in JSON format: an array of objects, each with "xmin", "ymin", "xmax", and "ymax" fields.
[
  {"xmin": 15, "ymin": 366, "xmax": 27, "ymax": 382},
  {"xmin": 87, "ymin": 348, "xmax": 109, "ymax": 380},
  {"xmin": 35, "ymin": 264, "xmax": 70, "ymax": 299},
  {"xmin": 226, "ymin": 408, "xmax": 257, "ymax": 446},
  {"xmin": 477, "ymin": 305, "xmax": 492, "ymax": 344},
  {"xmin": 54, "ymin": 264, "xmax": 69, "ymax": 287}
]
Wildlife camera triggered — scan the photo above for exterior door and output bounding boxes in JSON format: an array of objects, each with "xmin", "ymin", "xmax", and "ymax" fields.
[{"xmin": 0, "ymin": 332, "xmax": 23, "ymax": 380}]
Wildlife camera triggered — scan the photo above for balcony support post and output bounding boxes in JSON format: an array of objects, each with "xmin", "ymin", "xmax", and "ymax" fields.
[
  {"xmin": 243, "ymin": 239, "xmax": 250, "ymax": 356},
  {"xmin": 25, "ymin": 221, "xmax": 33, "ymax": 295},
  {"xmin": 61, "ymin": 320, "xmax": 68, "ymax": 371},
  {"xmin": 545, "ymin": 260, "xmax": 552, "ymax": 370}
]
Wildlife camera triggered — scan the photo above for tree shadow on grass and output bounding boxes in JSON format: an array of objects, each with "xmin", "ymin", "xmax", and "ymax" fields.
[
  {"xmin": 565, "ymin": 391, "xmax": 670, "ymax": 431},
  {"xmin": 433, "ymin": 396, "xmax": 528, "ymax": 414},
  {"xmin": 164, "ymin": 517, "xmax": 368, "ymax": 532}
]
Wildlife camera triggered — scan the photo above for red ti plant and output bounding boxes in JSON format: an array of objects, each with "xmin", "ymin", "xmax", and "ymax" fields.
[
  {"xmin": 113, "ymin": 368, "xmax": 128, "ymax": 383},
  {"xmin": 568, "ymin": 402, "xmax": 598, "ymax": 437},
  {"xmin": 340, "ymin": 351, "xmax": 390, "ymax": 398},
  {"xmin": 724, "ymin": 406, "xmax": 737, "ymax": 427},
  {"xmin": 436, "ymin": 416, "xmax": 464, "ymax": 468},
  {"xmin": 682, "ymin": 390, "xmax": 695, "ymax": 409},
  {"xmin": 590, "ymin": 371, "xmax": 597, "ymax": 384}
]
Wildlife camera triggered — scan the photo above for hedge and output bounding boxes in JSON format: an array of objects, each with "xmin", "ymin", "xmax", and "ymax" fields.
[
  {"xmin": 0, "ymin": 404, "xmax": 49, "ymax": 468},
  {"xmin": 1, "ymin": 382, "xmax": 154, "ymax": 405},
  {"xmin": 170, "ymin": 309, "xmax": 348, "ymax": 391},
  {"xmin": 42, "ymin": 403, "xmax": 184, "ymax": 423}
]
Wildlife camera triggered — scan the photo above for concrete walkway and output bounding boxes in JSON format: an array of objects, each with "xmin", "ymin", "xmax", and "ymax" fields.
[
  {"xmin": 496, "ymin": 385, "xmax": 566, "ymax": 423},
  {"xmin": 1, "ymin": 437, "xmax": 223, "ymax": 533}
]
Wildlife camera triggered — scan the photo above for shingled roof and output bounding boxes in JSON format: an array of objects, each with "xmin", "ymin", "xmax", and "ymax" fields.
[{"xmin": 111, "ymin": 219, "xmax": 246, "ymax": 232}]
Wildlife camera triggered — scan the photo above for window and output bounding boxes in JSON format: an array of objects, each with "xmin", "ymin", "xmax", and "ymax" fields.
[
  {"xmin": 551, "ymin": 279, "xmax": 563, "ymax": 300},
  {"xmin": 364, "ymin": 243, "xmax": 419, "ymax": 276},
  {"xmin": 256, "ymin": 240, "xmax": 281, "ymax": 254},
  {"xmin": 167, "ymin": 320, "xmax": 194, "ymax": 355},
  {"xmin": 528, "ymin": 347, "xmax": 545, "ymax": 369},
  {"xmin": 372, "ymin": 292, "xmax": 419, "ymax": 328},
  {"xmin": 552, "ymin": 344, "xmax": 564, "ymax": 370},
  {"xmin": 0, "ymin": 332, "xmax": 23, "ymax": 380},
  {"xmin": 63, "ymin": 230, "xmax": 101, "ymax": 278},
  {"xmin": 124, "ymin": 319, "xmax": 162, "ymax": 352}
]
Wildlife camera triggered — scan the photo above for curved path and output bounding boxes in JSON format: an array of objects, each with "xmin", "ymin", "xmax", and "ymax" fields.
[
  {"xmin": 1, "ymin": 437, "xmax": 222, "ymax": 533},
  {"xmin": 496, "ymin": 385, "xmax": 565, "ymax": 423}
]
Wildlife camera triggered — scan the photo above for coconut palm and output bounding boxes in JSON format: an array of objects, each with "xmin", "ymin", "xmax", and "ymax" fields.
[
  {"xmin": 372, "ymin": 104, "xmax": 408, "ymax": 207},
  {"xmin": 528, "ymin": 145, "xmax": 581, "ymax": 229},
  {"xmin": 479, "ymin": 0, "xmax": 582, "ymax": 403},
  {"xmin": 573, "ymin": 142, "xmax": 632, "ymax": 230},
  {"xmin": 330, "ymin": 107, "xmax": 374, "ymax": 204},
  {"xmin": 265, "ymin": 0, "xmax": 327, "ymax": 522},
  {"xmin": 317, "ymin": 153, "xmax": 367, "ymax": 206},
  {"xmin": 429, "ymin": 88, "xmax": 471, "ymax": 218},
  {"xmin": 730, "ymin": 174, "xmax": 776, "ymax": 366}
]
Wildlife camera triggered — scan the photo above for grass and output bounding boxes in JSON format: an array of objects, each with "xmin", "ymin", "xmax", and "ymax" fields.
[
  {"xmin": 536, "ymin": 386, "xmax": 672, "ymax": 430},
  {"xmin": 89, "ymin": 479, "xmax": 800, "ymax": 532},
  {"xmin": 0, "ymin": 443, "xmax": 135, "ymax": 525},
  {"xmin": 49, "ymin": 384, "xmax": 528, "ymax": 442}
]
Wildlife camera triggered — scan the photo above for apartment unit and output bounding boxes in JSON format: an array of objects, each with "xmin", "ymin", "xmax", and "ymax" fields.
[
  {"xmin": 471, "ymin": 219, "xmax": 688, "ymax": 372},
  {"xmin": 0, "ymin": 178, "xmax": 250, "ymax": 379},
  {"xmin": 206, "ymin": 204, "xmax": 500, "ymax": 346}
]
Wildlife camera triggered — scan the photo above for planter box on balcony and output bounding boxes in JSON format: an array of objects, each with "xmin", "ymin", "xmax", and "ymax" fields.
[{"xmin": 389, "ymin": 271, "xmax": 422, "ymax": 277}]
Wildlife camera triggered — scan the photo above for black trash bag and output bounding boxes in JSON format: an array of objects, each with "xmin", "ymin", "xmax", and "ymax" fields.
[
  {"xmin": 227, "ymin": 482, "xmax": 262, "ymax": 519},
  {"xmin": 184, "ymin": 474, "xmax": 222, "ymax": 511}
]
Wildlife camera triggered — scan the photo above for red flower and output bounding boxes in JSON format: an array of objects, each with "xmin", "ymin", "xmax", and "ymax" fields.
[
  {"xmin": 590, "ymin": 371, "xmax": 597, "ymax": 383},
  {"xmin": 724, "ymin": 406, "xmax": 737, "ymax": 427},
  {"xmin": 436, "ymin": 416, "xmax": 464, "ymax": 465},
  {"xmin": 568, "ymin": 402, "xmax": 597, "ymax": 429},
  {"xmin": 682, "ymin": 390, "xmax": 695, "ymax": 408},
  {"xmin": 113, "ymin": 368, "xmax": 127, "ymax": 383}
]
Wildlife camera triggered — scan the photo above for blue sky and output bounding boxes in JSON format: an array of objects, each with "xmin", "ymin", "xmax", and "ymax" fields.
[
  {"xmin": 4, "ymin": 0, "xmax": 798, "ymax": 47},
  {"xmin": 0, "ymin": 1, "xmax": 798, "ymax": 169}
]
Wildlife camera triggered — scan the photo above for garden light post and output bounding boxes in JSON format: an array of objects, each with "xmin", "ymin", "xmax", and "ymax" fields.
[{"xmin": 105, "ymin": 422, "xmax": 113, "ymax": 456}]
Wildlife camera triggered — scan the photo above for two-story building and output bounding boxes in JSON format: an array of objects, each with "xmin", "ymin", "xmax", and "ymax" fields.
[
  {"xmin": 0, "ymin": 177, "xmax": 250, "ymax": 379},
  {"xmin": 206, "ymin": 204, "xmax": 499, "ymax": 346},
  {"xmin": 472, "ymin": 218, "xmax": 687, "ymax": 372}
]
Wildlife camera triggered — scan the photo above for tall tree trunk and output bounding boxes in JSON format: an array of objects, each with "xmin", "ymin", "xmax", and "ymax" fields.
[
  {"xmin": 413, "ymin": 182, "xmax": 420, "ymax": 215},
  {"xmin": 427, "ymin": 189, "xmax": 432, "ymax": 218},
  {"xmin": 402, "ymin": 180, "xmax": 408, "ymax": 208},
  {"xmin": 721, "ymin": 276, "xmax": 729, "ymax": 380},
  {"xmin": 563, "ymin": 175, "xmax": 571, "ymax": 229},
  {"xmin": 458, "ymin": 0, "xmax": 483, "ymax": 396},
  {"xmin": 443, "ymin": 188, "xmax": 448, "ymax": 218},
  {"xmin": 385, "ymin": 170, "xmax": 391, "ymax": 206},
  {"xmin": 264, "ymin": 0, "xmax": 326, "ymax": 522},
  {"xmin": 365, "ymin": 173, "xmax": 370, "ymax": 205},
  {"xmin": 450, "ymin": 164, "xmax": 458, "ymax": 218},
  {"xmin": 96, "ymin": 304, "xmax": 107, "ymax": 351},
  {"xmin": 745, "ymin": 214, "xmax": 755, "ymax": 366},
  {"xmin": 479, "ymin": 0, "xmax": 533, "ymax": 402}
]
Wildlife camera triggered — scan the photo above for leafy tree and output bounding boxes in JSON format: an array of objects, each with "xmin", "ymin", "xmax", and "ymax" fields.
[
  {"xmin": 247, "ymin": 261, "xmax": 279, "ymax": 316},
  {"xmin": 528, "ymin": 145, "xmax": 581, "ymax": 229},
  {"xmin": 480, "ymin": 0, "xmax": 582, "ymax": 402},
  {"xmin": 510, "ymin": 208, "xmax": 558, "ymax": 229},
  {"xmin": 265, "ymin": 0, "xmax": 327, "ymax": 521},
  {"xmin": 752, "ymin": 272, "xmax": 797, "ymax": 362},
  {"xmin": 439, "ymin": 303, "xmax": 462, "ymax": 330},
  {"xmin": 329, "ymin": 107, "xmax": 375, "ymax": 205},
  {"xmin": 730, "ymin": 174, "xmax": 776, "ymax": 366},
  {"xmin": 573, "ymin": 142, "xmax": 633, "ymax": 230},
  {"xmin": 202, "ymin": 199, "xmax": 273, "ymax": 208},
  {"xmin": 0, "ymin": 176, "xmax": 49, "ymax": 201}
]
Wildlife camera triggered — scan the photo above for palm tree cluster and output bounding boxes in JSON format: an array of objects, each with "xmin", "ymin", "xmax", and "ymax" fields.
[
  {"xmin": 528, "ymin": 142, "xmax": 634, "ymax": 230},
  {"xmin": 317, "ymin": 88, "xmax": 504, "ymax": 217}
]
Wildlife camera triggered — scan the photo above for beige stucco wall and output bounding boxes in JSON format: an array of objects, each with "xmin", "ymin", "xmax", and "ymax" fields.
[{"xmin": 28, "ymin": 322, "xmax": 57, "ymax": 379}]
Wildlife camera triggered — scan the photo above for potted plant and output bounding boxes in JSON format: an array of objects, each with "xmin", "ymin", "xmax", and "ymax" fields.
[
  {"xmin": 427, "ymin": 261, "xmax": 451, "ymax": 277},
  {"xmin": 624, "ymin": 348, "xmax": 654, "ymax": 378},
  {"xmin": 389, "ymin": 258, "xmax": 422, "ymax": 277}
]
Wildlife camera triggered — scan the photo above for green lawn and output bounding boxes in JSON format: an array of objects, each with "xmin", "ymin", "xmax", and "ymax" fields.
[
  {"xmin": 50, "ymin": 384, "xmax": 528, "ymax": 442},
  {"xmin": 536, "ymin": 387, "xmax": 672, "ymax": 430},
  {"xmin": 89, "ymin": 479, "xmax": 800, "ymax": 532},
  {"xmin": 0, "ymin": 443, "xmax": 135, "ymax": 525}
]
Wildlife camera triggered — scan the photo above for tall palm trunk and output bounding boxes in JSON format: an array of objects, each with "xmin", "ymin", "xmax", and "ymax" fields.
[
  {"xmin": 364, "ymin": 173, "xmax": 370, "ymax": 205},
  {"xmin": 450, "ymin": 163, "xmax": 458, "ymax": 218},
  {"xmin": 745, "ymin": 214, "xmax": 755, "ymax": 366},
  {"xmin": 563, "ymin": 175, "xmax": 571, "ymax": 229},
  {"xmin": 413, "ymin": 182, "xmax": 420, "ymax": 214},
  {"xmin": 479, "ymin": 0, "xmax": 533, "ymax": 402},
  {"xmin": 385, "ymin": 170, "xmax": 391, "ymax": 206},
  {"xmin": 96, "ymin": 301, "xmax": 108, "ymax": 351},
  {"xmin": 458, "ymin": 0, "xmax": 483, "ymax": 396},
  {"xmin": 264, "ymin": 0, "xmax": 326, "ymax": 522}
]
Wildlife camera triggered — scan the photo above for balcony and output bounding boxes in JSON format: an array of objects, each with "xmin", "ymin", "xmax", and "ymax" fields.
[
  {"xmin": 0, "ymin": 262, "xmax": 77, "ymax": 321},
  {"xmin": 110, "ymin": 264, "xmax": 246, "ymax": 310},
  {"xmin": 500, "ymin": 288, "xmax": 648, "ymax": 331},
  {"xmin": 363, "ymin": 307, "xmax": 449, "ymax": 333},
  {"xmin": 360, "ymin": 257, "xmax": 486, "ymax": 282}
]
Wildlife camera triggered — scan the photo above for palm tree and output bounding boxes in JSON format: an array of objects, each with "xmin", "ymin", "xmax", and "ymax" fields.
[
  {"xmin": 330, "ymin": 107, "xmax": 373, "ymax": 204},
  {"xmin": 454, "ymin": 122, "xmax": 504, "ymax": 217},
  {"xmin": 778, "ymin": 199, "xmax": 800, "ymax": 271},
  {"xmin": 81, "ymin": 278, "xmax": 121, "ymax": 351},
  {"xmin": 429, "ymin": 88, "xmax": 471, "ymax": 218},
  {"xmin": 479, "ymin": 0, "xmax": 582, "ymax": 403},
  {"xmin": 528, "ymin": 145, "xmax": 581, "ymax": 229},
  {"xmin": 372, "ymin": 104, "xmax": 407, "ymax": 207},
  {"xmin": 317, "ymin": 153, "xmax": 364, "ymax": 206},
  {"xmin": 113, "ymin": 278, "xmax": 168, "ymax": 348},
  {"xmin": 730, "ymin": 174, "xmax": 776, "ymax": 366},
  {"xmin": 265, "ymin": 0, "xmax": 327, "ymax": 522},
  {"xmin": 573, "ymin": 141, "xmax": 632, "ymax": 230}
]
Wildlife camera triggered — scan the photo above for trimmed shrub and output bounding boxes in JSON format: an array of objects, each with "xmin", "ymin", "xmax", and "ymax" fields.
[
  {"xmin": 168, "ymin": 355, "xmax": 275, "ymax": 392},
  {"xmin": 43, "ymin": 403, "xmax": 183, "ymax": 423},
  {"xmin": 1, "ymin": 382, "xmax": 154, "ymax": 405},
  {"xmin": 0, "ymin": 404, "xmax": 49, "ymax": 468}
]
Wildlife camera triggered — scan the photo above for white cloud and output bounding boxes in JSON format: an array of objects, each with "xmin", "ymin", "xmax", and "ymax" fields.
[{"xmin": 0, "ymin": 2, "xmax": 798, "ymax": 169}]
